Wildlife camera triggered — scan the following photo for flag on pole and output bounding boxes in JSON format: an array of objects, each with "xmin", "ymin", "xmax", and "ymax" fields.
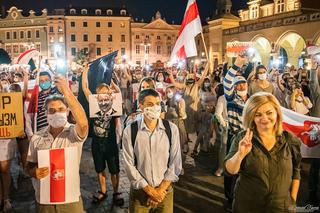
[
  {"xmin": 38, "ymin": 147, "xmax": 80, "ymax": 204},
  {"xmin": 16, "ymin": 48, "xmax": 40, "ymax": 65},
  {"xmin": 170, "ymin": 0, "xmax": 202, "ymax": 61},
  {"xmin": 282, "ymin": 107, "xmax": 320, "ymax": 158}
]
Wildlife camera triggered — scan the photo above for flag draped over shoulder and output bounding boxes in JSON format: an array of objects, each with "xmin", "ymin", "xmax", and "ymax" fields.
[
  {"xmin": 170, "ymin": 0, "xmax": 202, "ymax": 61},
  {"xmin": 282, "ymin": 107, "xmax": 320, "ymax": 158}
]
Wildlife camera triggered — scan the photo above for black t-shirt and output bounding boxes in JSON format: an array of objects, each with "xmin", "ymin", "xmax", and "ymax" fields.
[{"xmin": 91, "ymin": 114, "xmax": 118, "ymax": 143}]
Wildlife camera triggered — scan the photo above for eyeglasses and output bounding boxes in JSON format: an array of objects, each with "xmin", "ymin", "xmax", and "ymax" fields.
[{"xmin": 47, "ymin": 108, "xmax": 68, "ymax": 114}]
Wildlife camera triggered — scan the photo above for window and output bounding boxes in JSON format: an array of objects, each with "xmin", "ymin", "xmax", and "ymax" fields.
[
  {"xmin": 36, "ymin": 44, "xmax": 41, "ymax": 52},
  {"xmin": 136, "ymin": 61, "xmax": 141, "ymax": 66},
  {"xmin": 20, "ymin": 45, "xmax": 26, "ymax": 53},
  {"xmin": 95, "ymin": 9, "xmax": 101, "ymax": 15},
  {"xmin": 35, "ymin": 30, "xmax": 40, "ymax": 38},
  {"xmin": 83, "ymin": 47, "xmax": 89, "ymax": 54},
  {"xmin": 71, "ymin": 47, "xmax": 76, "ymax": 56},
  {"xmin": 6, "ymin": 32, "xmax": 10, "ymax": 40},
  {"xmin": 167, "ymin": 46, "xmax": 172, "ymax": 54},
  {"xmin": 83, "ymin": 22, "xmax": 88, "ymax": 27},
  {"xmin": 49, "ymin": 26, "xmax": 54, "ymax": 33},
  {"xmin": 59, "ymin": 36, "xmax": 64, "ymax": 42},
  {"xmin": 107, "ymin": 9, "xmax": 113, "ymax": 15},
  {"xmin": 97, "ymin": 47, "xmax": 101, "ymax": 55},
  {"xmin": 136, "ymin": 35, "xmax": 140, "ymax": 39},
  {"xmin": 71, "ymin": 34, "xmax": 76, "ymax": 42},
  {"xmin": 250, "ymin": 6, "xmax": 259, "ymax": 19},
  {"xmin": 121, "ymin": 35, "xmax": 125, "ymax": 42},
  {"xmin": 136, "ymin": 45, "xmax": 140, "ymax": 54},
  {"xmin": 13, "ymin": 31, "xmax": 17, "ymax": 39},
  {"xmin": 50, "ymin": 36, "xmax": 54, "ymax": 43},
  {"xmin": 96, "ymin": 22, "xmax": 100, "ymax": 27},
  {"xmin": 5, "ymin": 45, "xmax": 11, "ymax": 54},
  {"xmin": 58, "ymin": 26, "xmax": 63, "ymax": 32},
  {"xmin": 157, "ymin": 36, "xmax": 161, "ymax": 40},
  {"xmin": 108, "ymin": 47, "xmax": 113, "ymax": 53},
  {"xmin": 276, "ymin": 0, "xmax": 285, "ymax": 13},
  {"xmin": 96, "ymin": 34, "xmax": 101, "ymax": 42},
  {"xmin": 120, "ymin": 10, "xmax": 126, "ymax": 16},
  {"xmin": 71, "ymin": 21, "xmax": 75, "ymax": 27},
  {"xmin": 121, "ymin": 48, "xmax": 125, "ymax": 55},
  {"xmin": 13, "ymin": 45, "xmax": 19, "ymax": 53},
  {"xmin": 27, "ymin": 30, "xmax": 31, "ymax": 39},
  {"xmin": 83, "ymin": 34, "xmax": 88, "ymax": 42},
  {"xmin": 120, "ymin": 22, "xmax": 125, "ymax": 28},
  {"xmin": 167, "ymin": 36, "xmax": 171, "ymax": 40},
  {"xmin": 146, "ymin": 46, "xmax": 150, "ymax": 54},
  {"xmin": 157, "ymin": 46, "xmax": 161, "ymax": 54},
  {"xmin": 81, "ymin": 9, "xmax": 87, "ymax": 15},
  {"xmin": 146, "ymin": 35, "xmax": 150, "ymax": 39},
  {"xmin": 70, "ymin": 9, "xmax": 76, "ymax": 15},
  {"xmin": 108, "ymin": 34, "xmax": 113, "ymax": 42},
  {"xmin": 108, "ymin": 22, "xmax": 112, "ymax": 27}
]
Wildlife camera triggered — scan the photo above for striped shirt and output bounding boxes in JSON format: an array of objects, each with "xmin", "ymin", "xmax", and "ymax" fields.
[
  {"xmin": 223, "ymin": 67, "xmax": 246, "ymax": 134},
  {"xmin": 36, "ymin": 87, "xmax": 59, "ymax": 132}
]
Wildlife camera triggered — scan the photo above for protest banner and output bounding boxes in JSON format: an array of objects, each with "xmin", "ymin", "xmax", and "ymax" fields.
[
  {"xmin": 89, "ymin": 92, "xmax": 122, "ymax": 118},
  {"xmin": 0, "ymin": 92, "xmax": 24, "ymax": 138},
  {"xmin": 38, "ymin": 147, "xmax": 80, "ymax": 204}
]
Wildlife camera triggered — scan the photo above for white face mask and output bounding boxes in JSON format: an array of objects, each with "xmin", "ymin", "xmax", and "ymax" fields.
[
  {"xmin": 167, "ymin": 92, "xmax": 174, "ymax": 99},
  {"xmin": 144, "ymin": 105, "xmax": 161, "ymax": 120},
  {"xmin": 258, "ymin": 73, "xmax": 267, "ymax": 80},
  {"xmin": 47, "ymin": 112, "xmax": 68, "ymax": 128},
  {"xmin": 237, "ymin": 89, "xmax": 248, "ymax": 97}
]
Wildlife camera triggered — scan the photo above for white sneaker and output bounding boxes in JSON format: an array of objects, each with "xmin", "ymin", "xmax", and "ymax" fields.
[{"xmin": 3, "ymin": 199, "xmax": 12, "ymax": 212}]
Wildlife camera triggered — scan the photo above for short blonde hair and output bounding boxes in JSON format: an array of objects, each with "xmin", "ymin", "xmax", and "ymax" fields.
[{"xmin": 242, "ymin": 92, "xmax": 283, "ymax": 136}]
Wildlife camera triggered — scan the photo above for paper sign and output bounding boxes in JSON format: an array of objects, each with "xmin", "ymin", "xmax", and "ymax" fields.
[
  {"xmin": 38, "ymin": 147, "xmax": 80, "ymax": 204},
  {"xmin": 0, "ymin": 92, "xmax": 24, "ymax": 138},
  {"xmin": 89, "ymin": 92, "xmax": 122, "ymax": 118}
]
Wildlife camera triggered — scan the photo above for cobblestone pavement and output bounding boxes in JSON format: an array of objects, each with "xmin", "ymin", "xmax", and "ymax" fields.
[{"xmin": 8, "ymin": 134, "xmax": 320, "ymax": 213}]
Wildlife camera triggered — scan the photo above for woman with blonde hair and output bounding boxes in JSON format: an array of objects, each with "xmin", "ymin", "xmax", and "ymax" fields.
[{"xmin": 225, "ymin": 92, "xmax": 301, "ymax": 212}]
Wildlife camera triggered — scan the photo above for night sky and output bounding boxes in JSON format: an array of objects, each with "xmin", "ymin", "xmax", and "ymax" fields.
[{"xmin": 2, "ymin": 0, "xmax": 247, "ymax": 23}]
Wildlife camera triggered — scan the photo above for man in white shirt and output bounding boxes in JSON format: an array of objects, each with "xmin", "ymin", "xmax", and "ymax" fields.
[
  {"xmin": 26, "ymin": 76, "xmax": 88, "ymax": 212},
  {"xmin": 122, "ymin": 89, "xmax": 182, "ymax": 213}
]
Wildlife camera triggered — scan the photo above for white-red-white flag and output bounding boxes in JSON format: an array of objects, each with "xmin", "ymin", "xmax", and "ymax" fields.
[
  {"xmin": 170, "ymin": 0, "xmax": 202, "ymax": 62},
  {"xmin": 38, "ymin": 147, "xmax": 80, "ymax": 204},
  {"xmin": 282, "ymin": 107, "xmax": 320, "ymax": 158}
]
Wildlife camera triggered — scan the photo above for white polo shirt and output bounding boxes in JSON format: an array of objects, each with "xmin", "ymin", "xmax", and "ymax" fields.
[{"xmin": 27, "ymin": 123, "xmax": 87, "ymax": 203}]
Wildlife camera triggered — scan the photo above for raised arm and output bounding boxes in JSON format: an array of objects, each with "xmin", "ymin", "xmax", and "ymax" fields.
[
  {"xmin": 309, "ymin": 57, "xmax": 320, "ymax": 98},
  {"xmin": 81, "ymin": 67, "xmax": 92, "ymax": 101},
  {"xmin": 55, "ymin": 76, "xmax": 88, "ymax": 139},
  {"xmin": 196, "ymin": 63, "xmax": 210, "ymax": 86},
  {"xmin": 223, "ymin": 56, "xmax": 247, "ymax": 100}
]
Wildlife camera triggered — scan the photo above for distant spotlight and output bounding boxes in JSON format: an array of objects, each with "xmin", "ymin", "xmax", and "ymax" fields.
[
  {"xmin": 286, "ymin": 63, "xmax": 292, "ymax": 67},
  {"xmin": 122, "ymin": 54, "xmax": 127, "ymax": 60},
  {"xmin": 145, "ymin": 64, "xmax": 150, "ymax": 71},
  {"xmin": 56, "ymin": 59, "xmax": 65, "ymax": 68},
  {"xmin": 273, "ymin": 59, "xmax": 281, "ymax": 67}
]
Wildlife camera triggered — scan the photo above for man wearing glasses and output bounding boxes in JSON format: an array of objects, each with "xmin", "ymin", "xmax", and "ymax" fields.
[{"xmin": 25, "ymin": 75, "xmax": 89, "ymax": 212}]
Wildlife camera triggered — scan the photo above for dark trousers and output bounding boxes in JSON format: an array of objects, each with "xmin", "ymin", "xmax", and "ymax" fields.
[
  {"xmin": 224, "ymin": 132, "xmax": 238, "ymax": 203},
  {"xmin": 308, "ymin": 158, "xmax": 320, "ymax": 195}
]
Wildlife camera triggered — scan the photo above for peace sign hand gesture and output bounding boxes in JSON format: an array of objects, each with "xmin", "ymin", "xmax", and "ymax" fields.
[{"xmin": 238, "ymin": 129, "xmax": 253, "ymax": 158}]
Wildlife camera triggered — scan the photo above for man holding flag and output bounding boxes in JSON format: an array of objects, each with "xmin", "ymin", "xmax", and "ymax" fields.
[{"xmin": 25, "ymin": 75, "xmax": 88, "ymax": 212}]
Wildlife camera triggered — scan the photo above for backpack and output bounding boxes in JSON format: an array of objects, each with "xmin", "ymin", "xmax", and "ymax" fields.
[{"xmin": 130, "ymin": 119, "xmax": 172, "ymax": 166}]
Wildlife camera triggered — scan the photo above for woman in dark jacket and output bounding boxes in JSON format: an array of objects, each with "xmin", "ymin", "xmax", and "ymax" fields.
[{"xmin": 225, "ymin": 92, "xmax": 301, "ymax": 213}]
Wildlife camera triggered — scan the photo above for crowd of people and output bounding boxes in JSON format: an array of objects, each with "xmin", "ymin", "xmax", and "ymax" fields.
[{"xmin": 0, "ymin": 51, "xmax": 319, "ymax": 212}]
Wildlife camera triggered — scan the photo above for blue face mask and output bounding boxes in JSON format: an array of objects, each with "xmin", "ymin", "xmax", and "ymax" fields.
[{"xmin": 40, "ymin": 81, "xmax": 51, "ymax": 90}]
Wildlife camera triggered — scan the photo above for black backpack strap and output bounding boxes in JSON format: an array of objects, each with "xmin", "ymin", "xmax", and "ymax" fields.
[
  {"xmin": 162, "ymin": 120, "xmax": 172, "ymax": 148},
  {"xmin": 131, "ymin": 121, "xmax": 138, "ymax": 166}
]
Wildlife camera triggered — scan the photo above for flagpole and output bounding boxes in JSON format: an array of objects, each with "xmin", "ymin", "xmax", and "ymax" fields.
[{"xmin": 200, "ymin": 32, "xmax": 209, "ymax": 62}]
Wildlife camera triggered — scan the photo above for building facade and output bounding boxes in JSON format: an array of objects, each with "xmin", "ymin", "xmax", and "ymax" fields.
[
  {"xmin": 130, "ymin": 11, "xmax": 180, "ymax": 67},
  {"xmin": 204, "ymin": 0, "xmax": 320, "ymax": 68},
  {"xmin": 0, "ymin": 6, "xmax": 48, "ymax": 63}
]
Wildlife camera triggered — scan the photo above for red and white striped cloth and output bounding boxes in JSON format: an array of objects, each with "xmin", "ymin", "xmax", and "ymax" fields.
[
  {"xmin": 170, "ymin": 0, "xmax": 202, "ymax": 61},
  {"xmin": 38, "ymin": 147, "xmax": 80, "ymax": 204},
  {"xmin": 282, "ymin": 107, "xmax": 320, "ymax": 158}
]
